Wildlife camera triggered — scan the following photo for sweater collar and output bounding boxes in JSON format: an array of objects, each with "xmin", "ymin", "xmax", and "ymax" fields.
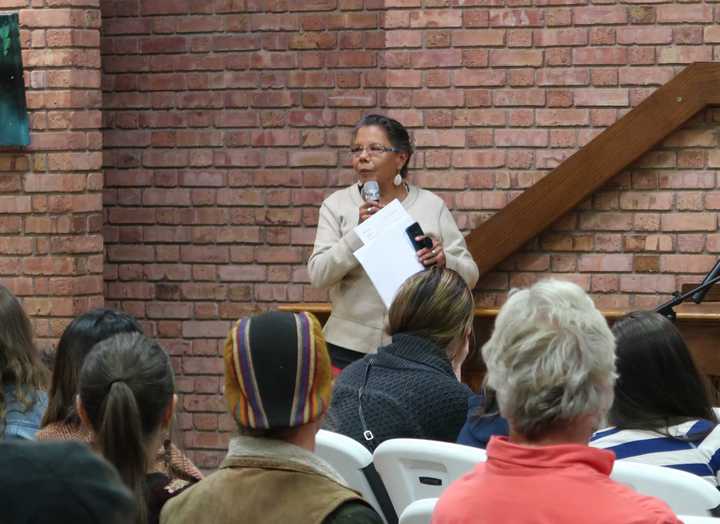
[
  {"xmin": 486, "ymin": 436, "xmax": 615, "ymax": 476},
  {"xmin": 223, "ymin": 436, "xmax": 348, "ymax": 488},
  {"xmin": 380, "ymin": 333, "xmax": 455, "ymax": 376}
]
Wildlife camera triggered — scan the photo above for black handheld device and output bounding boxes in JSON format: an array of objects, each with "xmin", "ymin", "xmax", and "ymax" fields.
[{"xmin": 406, "ymin": 222, "xmax": 433, "ymax": 251}]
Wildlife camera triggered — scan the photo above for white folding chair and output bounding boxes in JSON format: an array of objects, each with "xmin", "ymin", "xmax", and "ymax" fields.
[
  {"xmin": 610, "ymin": 460, "xmax": 720, "ymax": 516},
  {"xmin": 398, "ymin": 498, "xmax": 438, "ymax": 524},
  {"xmin": 373, "ymin": 438, "xmax": 487, "ymax": 516},
  {"xmin": 678, "ymin": 516, "xmax": 720, "ymax": 523},
  {"xmin": 315, "ymin": 429, "xmax": 393, "ymax": 523}
]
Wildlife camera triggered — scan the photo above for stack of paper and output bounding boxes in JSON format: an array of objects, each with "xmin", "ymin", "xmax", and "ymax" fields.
[{"xmin": 353, "ymin": 199, "xmax": 425, "ymax": 308}]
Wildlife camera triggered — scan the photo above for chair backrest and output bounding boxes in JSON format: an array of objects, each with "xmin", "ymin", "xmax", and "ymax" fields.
[
  {"xmin": 373, "ymin": 438, "xmax": 487, "ymax": 515},
  {"xmin": 610, "ymin": 460, "xmax": 720, "ymax": 516},
  {"xmin": 398, "ymin": 498, "xmax": 438, "ymax": 524},
  {"xmin": 677, "ymin": 516, "xmax": 720, "ymax": 523},
  {"xmin": 315, "ymin": 429, "xmax": 389, "ymax": 523}
]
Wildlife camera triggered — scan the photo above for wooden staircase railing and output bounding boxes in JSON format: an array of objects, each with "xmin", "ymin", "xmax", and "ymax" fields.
[{"xmin": 466, "ymin": 62, "xmax": 720, "ymax": 277}]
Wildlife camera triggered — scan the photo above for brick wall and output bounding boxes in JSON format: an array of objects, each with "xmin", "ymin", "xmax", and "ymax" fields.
[
  {"xmin": 100, "ymin": 1, "xmax": 720, "ymax": 468},
  {"xmin": 0, "ymin": 0, "xmax": 104, "ymax": 350}
]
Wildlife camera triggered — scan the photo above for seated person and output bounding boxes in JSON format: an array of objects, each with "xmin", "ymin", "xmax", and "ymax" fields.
[
  {"xmin": 591, "ymin": 311, "xmax": 720, "ymax": 485},
  {"xmin": 0, "ymin": 440, "xmax": 135, "ymax": 523},
  {"xmin": 0, "ymin": 285, "xmax": 48, "ymax": 440},
  {"xmin": 433, "ymin": 280, "xmax": 680, "ymax": 524},
  {"xmin": 324, "ymin": 268, "xmax": 474, "ymax": 451},
  {"xmin": 456, "ymin": 389, "xmax": 509, "ymax": 449},
  {"xmin": 160, "ymin": 311, "xmax": 383, "ymax": 524},
  {"xmin": 77, "ymin": 332, "xmax": 196, "ymax": 524},
  {"xmin": 37, "ymin": 309, "xmax": 201, "ymax": 481}
]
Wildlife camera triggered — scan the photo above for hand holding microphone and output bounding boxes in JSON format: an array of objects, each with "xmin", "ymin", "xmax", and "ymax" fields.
[{"xmin": 359, "ymin": 180, "xmax": 382, "ymax": 223}]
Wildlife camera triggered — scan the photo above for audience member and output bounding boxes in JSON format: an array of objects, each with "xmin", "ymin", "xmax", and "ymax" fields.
[
  {"xmin": 591, "ymin": 310, "xmax": 720, "ymax": 485},
  {"xmin": 433, "ymin": 280, "xmax": 680, "ymax": 524},
  {"xmin": 161, "ymin": 310, "xmax": 383, "ymax": 524},
  {"xmin": 0, "ymin": 284, "xmax": 48, "ymax": 440},
  {"xmin": 0, "ymin": 440, "xmax": 135, "ymax": 523},
  {"xmin": 325, "ymin": 268, "xmax": 474, "ymax": 451},
  {"xmin": 456, "ymin": 388, "xmax": 509, "ymax": 448},
  {"xmin": 37, "ymin": 308, "xmax": 201, "ymax": 481},
  {"xmin": 77, "ymin": 332, "xmax": 195, "ymax": 524}
]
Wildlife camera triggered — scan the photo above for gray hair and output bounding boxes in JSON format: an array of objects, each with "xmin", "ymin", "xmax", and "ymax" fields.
[{"xmin": 482, "ymin": 279, "xmax": 616, "ymax": 440}]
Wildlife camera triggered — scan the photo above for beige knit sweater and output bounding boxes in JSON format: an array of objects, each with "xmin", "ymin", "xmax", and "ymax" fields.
[{"xmin": 308, "ymin": 183, "xmax": 479, "ymax": 354}]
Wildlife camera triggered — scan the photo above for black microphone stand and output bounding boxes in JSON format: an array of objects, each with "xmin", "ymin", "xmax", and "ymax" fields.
[{"xmin": 655, "ymin": 273, "xmax": 720, "ymax": 321}]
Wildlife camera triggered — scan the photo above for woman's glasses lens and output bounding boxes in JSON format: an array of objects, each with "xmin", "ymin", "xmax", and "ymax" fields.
[{"xmin": 350, "ymin": 144, "xmax": 394, "ymax": 157}]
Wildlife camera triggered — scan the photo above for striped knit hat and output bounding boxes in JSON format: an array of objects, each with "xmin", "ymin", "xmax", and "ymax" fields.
[{"xmin": 224, "ymin": 310, "xmax": 332, "ymax": 430}]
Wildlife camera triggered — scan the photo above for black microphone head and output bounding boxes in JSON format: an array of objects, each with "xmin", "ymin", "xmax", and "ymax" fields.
[
  {"xmin": 691, "ymin": 258, "xmax": 720, "ymax": 304},
  {"xmin": 361, "ymin": 180, "xmax": 380, "ymax": 202}
]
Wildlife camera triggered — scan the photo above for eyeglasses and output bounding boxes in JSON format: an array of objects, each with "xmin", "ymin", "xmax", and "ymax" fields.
[{"xmin": 350, "ymin": 144, "xmax": 400, "ymax": 157}]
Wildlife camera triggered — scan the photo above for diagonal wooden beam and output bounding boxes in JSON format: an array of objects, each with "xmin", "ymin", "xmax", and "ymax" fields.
[{"xmin": 466, "ymin": 62, "xmax": 720, "ymax": 277}]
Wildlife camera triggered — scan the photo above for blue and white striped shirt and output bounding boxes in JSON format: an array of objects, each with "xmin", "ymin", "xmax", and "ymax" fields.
[{"xmin": 590, "ymin": 419, "xmax": 720, "ymax": 486}]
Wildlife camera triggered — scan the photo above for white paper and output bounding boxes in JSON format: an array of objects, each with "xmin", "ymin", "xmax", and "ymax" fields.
[
  {"xmin": 353, "ymin": 200, "xmax": 424, "ymax": 308},
  {"xmin": 354, "ymin": 199, "xmax": 415, "ymax": 245}
]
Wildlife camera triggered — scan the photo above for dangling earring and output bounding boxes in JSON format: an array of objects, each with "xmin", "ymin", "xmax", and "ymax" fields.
[{"xmin": 393, "ymin": 172, "xmax": 402, "ymax": 186}]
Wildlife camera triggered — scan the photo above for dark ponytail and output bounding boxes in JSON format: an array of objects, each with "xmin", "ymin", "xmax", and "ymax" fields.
[
  {"xmin": 99, "ymin": 381, "xmax": 149, "ymax": 523},
  {"xmin": 79, "ymin": 332, "xmax": 174, "ymax": 524}
]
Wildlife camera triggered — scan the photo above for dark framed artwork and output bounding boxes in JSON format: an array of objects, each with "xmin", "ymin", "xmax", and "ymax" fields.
[{"xmin": 0, "ymin": 13, "xmax": 29, "ymax": 147}]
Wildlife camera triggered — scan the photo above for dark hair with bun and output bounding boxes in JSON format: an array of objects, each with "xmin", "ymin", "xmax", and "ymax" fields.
[
  {"xmin": 354, "ymin": 114, "xmax": 413, "ymax": 177},
  {"xmin": 42, "ymin": 308, "xmax": 143, "ymax": 427}
]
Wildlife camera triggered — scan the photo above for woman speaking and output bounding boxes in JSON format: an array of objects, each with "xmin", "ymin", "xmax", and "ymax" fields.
[{"xmin": 308, "ymin": 114, "xmax": 479, "ymax": 369}]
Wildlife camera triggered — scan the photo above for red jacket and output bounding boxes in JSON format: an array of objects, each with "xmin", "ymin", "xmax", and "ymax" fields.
[{"xmin": 433, "ymin": 436, "xmax": 681, "ymax": 524}]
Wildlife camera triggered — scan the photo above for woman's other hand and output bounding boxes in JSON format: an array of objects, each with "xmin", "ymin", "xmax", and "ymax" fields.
[{"xmin": 417, "ymin": 237, "xmax": 445, "ymax": 268}]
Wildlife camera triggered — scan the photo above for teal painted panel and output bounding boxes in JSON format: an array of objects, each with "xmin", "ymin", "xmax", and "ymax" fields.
[{"xmin": 0, "ymin": 13, "xmax": 29, "ymax": 147}]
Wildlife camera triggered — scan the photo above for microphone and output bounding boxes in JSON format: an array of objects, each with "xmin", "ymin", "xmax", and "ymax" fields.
[
  {"xmin": 692, "ymin": 258, "xmax": 720, "ymax": 303},
  {"xmin": 361, "ymin": 180, "xmax": 380, "ymax": 203}
]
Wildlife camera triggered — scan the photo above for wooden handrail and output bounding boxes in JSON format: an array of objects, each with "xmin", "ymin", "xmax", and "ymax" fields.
[
  {"xmin": 277, "ymin": 303, "xmax": 720, "ymax": 323},
  {"xmin": 466, "ymin": 62, "xmax": 720, "ymax": 277}
]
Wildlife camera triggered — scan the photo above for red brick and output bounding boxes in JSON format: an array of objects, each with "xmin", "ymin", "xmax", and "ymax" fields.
[
  {"xmin": 413, "ymin": 129, "xmax": 466, "ymax": 148},
  {"xmin": 536, "ymin": 109, "xmax": 588, "ymax": 126},
  {"xmin": 661, "ymin": 214, "xmax": 716, "ymax": 232},
  {"xmin": 620, "ymin": 274, "xmax": 676, "ymax": 294},
  {"xmin": 454, "ymin": 70, "xmax": 505, "ymax": 87},
  {"xmin": 657, "ymin": 47, "xmax": 712, "ymax": 64},
  {"xmin": 409, "ymin": 9, "xmax": 462, "ymax": 28},
  {"xmin": 618, "ymin": 67, "xmax": 675, "ymax": 86},
  {"xmin": 574, "ymin": 89, "xmax": 628, "ymax": 107},
  {"xmin": 533, "ymin": 28, "xmax": 587, "ymax": 47},
  {"xmin": 452, "ymin": 150, "xmax": 506, "ymax": 168},
  {"xmin": 617, "ymin": 27, "xmax": 672, "ymax": 45},
  {"xmin": 656, "ymin": 4, "xmax": 713, "ymax": 23},
  {"xmin": 705, "ymin": 26, "xmax": 720, "ymax": 44},
  {"xmin": 573, "ymin": 48, "xmax": 626, "ymax": 65},
  {"xmin": 578, "ymin": 254, "xmax": 633, "ymax": 272},
  {"xmin": 453, "ymin": 30, "xmax": 505, "ymax": 47},
  {"xmin": 458, "ymin": 49, "xmax": 487, "ymax": 68},
  {"xmin": 489, "ymin": 9, "xmax": 544, "ymax": 27},
  {"xmin": 411, "ymin": 49, "xmax": 462, "ymax": 68},
  {"xmin": 182, "ymin": 321, "xmax": 231, "ymax": 339},
  {"xmin": 495, "ymin": 129, "xmax": 548, "ymax": 147},
  {"xmin": 454, "ymin": 109, "xmax": 507, "ymax": 126},
  {"xmin": 493, "ymin": 89, "xmax": 545, "ymax": 106},
  {"xmin": 663, "ymin": 129, "xmax": 716, "ymax": 148},
  {"xmin": 489, "ymin": 49, "xmax": 543, "ymax": 67},
  {"xmin": 574, "ymin": 6, "xmax": 627, "ymax": 25},
  {"xmin": 536, "ymin": 68, "xmax": 589, "ymax": 86},
  {"xmin": 412, "ymin": 90, "xmax": 464, "ymax": 107}
]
